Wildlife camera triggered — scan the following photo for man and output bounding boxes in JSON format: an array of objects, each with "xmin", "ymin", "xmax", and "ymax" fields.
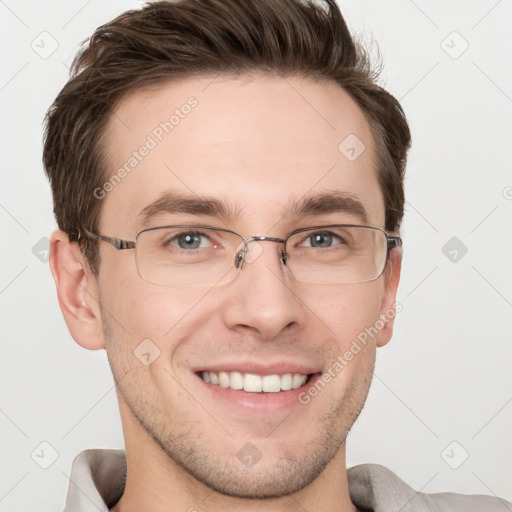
[{"xmin": 43, "ymin": 0, "xmax": 510, "ymax": 510}]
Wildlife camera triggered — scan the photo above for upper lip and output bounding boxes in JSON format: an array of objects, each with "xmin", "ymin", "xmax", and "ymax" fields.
[{"xmin": 192, "ymin": 361, "xmax": 322, "ymax": 376}]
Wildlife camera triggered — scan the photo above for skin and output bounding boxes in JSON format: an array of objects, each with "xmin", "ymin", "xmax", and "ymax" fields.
[{"xmin": 50, "ymin": 73, "xmax": 402, "ymax": 512}]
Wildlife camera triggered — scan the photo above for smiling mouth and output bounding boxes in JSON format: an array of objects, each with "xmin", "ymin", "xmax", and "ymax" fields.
[{"xmin": 197, "ymin": 371, "xmax": 314, "ymax": 393}]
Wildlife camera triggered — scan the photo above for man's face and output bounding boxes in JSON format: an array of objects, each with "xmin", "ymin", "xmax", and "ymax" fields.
[{"xmin": 92, "ymin": 74, "xmax": 400, "ymax": 497}]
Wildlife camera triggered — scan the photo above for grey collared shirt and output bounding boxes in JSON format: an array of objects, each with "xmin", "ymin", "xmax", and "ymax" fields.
[{"xmin": 63, "ymin": 449, "xmax": 511, "ymax": 511}]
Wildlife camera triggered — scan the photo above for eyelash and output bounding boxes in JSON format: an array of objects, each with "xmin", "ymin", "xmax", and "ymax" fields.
[{"xmin": 162, "ymin": 230, "xmax": 346, "ymax": 251}]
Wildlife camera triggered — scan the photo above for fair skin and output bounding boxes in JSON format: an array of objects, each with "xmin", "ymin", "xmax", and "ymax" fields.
[{"xmin": 50, "ymin": 74, "xmax": 401, "ymax": 511}]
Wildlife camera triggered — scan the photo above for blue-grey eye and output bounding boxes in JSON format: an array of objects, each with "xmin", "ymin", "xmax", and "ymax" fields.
[
  {"xmin": 304, "ymin": 232, "xmax": 341, "ymax": 248},
  {"xmin": 172, "ymin": 232, "xmax": 210, "ymax": 250}
]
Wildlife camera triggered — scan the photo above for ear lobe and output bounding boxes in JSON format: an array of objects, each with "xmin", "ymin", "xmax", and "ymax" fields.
[
  {"xmin": 49, "ymin": 230, "xmax": 106, "ymax": 351},
  {"xmin": 375, "ymin": 247, "xmax": 402, "ymax": 348}
]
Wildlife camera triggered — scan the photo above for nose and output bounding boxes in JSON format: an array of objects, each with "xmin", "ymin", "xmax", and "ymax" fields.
[{"xmin": 222, "ymin": 239, "xmax": 305, "ymax": 341}]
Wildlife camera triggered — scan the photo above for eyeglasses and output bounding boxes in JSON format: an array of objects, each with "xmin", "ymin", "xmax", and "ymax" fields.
[{"xmin": 83, "ymin": 224, "xmax": 402, "ymax": 287}]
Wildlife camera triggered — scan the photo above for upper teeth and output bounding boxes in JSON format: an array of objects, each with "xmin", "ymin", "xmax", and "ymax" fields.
[{"xmin": 201, "ymin": 371, "xmax": 308, "ymax": 393}]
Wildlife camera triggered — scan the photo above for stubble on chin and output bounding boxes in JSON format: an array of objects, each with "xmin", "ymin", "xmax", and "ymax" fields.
[{"xmin": 108, "ymin": 339, "xmax": 375, "ymax": 499}]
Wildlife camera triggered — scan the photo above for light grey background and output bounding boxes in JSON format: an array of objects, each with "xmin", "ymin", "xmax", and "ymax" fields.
[{"xmin": 1, "ymin": 0, "xmax": 511, "ymax": 510}]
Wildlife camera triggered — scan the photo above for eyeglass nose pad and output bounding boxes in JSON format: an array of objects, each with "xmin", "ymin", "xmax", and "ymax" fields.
[
  {"xmin": 280, "ymin": 250, "xmax": 288, "ymax": 266},
  {"xmin": 234, "ymin": 249, "xmax": 245, "ymax": 269}
]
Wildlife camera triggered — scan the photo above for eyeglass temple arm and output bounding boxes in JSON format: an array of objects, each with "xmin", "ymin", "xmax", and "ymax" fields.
[
  {"xmin": 386, "ymin": 236, "xmax": 402, "ymax": 253},
  {"xmin": 82, "ymin": 229, "xmax": 136, "ymax": 250}
]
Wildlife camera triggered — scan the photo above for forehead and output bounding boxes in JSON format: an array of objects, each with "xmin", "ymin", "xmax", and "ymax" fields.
[{"xmin": 100, "ymin": 74, "xmax": 384, "ymax": 234}]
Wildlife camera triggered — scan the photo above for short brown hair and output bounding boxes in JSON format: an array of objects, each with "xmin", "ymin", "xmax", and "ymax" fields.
[{"xmin": 43, "ymin": 0, "xmax": 411, "ymax": 275}]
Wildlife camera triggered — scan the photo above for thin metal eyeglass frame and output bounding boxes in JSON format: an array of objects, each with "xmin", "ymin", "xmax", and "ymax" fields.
[{"xmin": 82, "ymin": 224, "xmax": 402, "ymax": 284}]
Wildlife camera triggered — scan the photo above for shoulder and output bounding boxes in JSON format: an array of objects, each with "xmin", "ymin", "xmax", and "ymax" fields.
[
  {"xmin": 64, "ymin": 449, "xmax": 126, "ymax": 511},
  {"xmin": 348, "ymin": 463, "xmax": 511, "ymax": 512}
]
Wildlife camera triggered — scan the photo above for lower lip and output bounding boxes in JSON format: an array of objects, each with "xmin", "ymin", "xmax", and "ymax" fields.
[{"xmin": 194, "ymin": 372, "xmax": 323, "ymax": 413}]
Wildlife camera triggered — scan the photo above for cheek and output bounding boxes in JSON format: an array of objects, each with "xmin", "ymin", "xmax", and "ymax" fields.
[
  {"xmin": 305, "ymin": 282, "xmax": 385, "ymax": 344},
  {"xmin": 308, "ymin": 286, "xmax": 382, "ymax": 404},
  {"xmin": 98, "ymin": 264, "xmax": 221, "ymax": 354}
]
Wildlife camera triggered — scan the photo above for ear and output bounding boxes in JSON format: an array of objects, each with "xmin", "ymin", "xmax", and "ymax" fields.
[
  {"xmin": 49, "ymin": 230, "xmax": 105, "ymax": 350},
  {"xmin": 375, "ymin": 247, "xmax": 402, "ymax": 348}
]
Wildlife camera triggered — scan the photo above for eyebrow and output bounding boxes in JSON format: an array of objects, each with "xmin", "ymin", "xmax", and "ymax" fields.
[
  {"xmin": 137, "ymin": 190, "xmax": 369, "ymax": 227},
  {"xmin": 282, "ymin": 191, "xmax": 368, "ymax": 224}
]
